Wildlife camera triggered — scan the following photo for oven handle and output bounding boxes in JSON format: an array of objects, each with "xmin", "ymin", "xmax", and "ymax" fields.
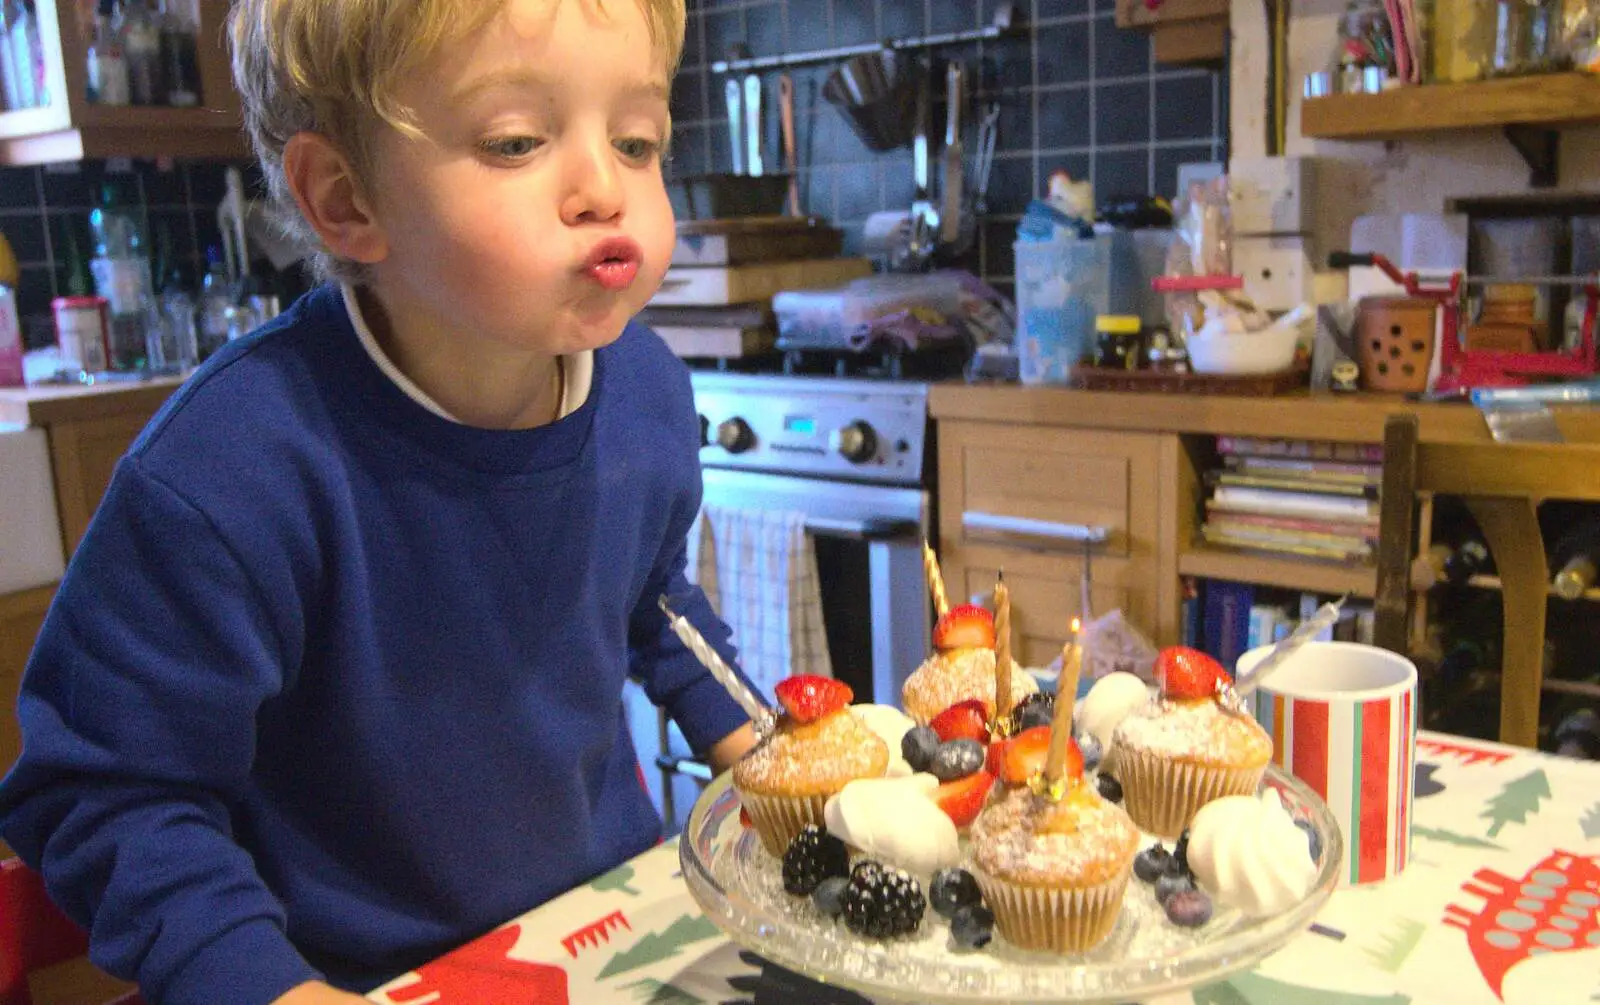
[
  {"xmin": 805, "ymin": 516, "xmax": 922, "ymax": 541},
  {"xmin": 961, "ymin": 511, "xmax": 1111, "ymax": 549}
]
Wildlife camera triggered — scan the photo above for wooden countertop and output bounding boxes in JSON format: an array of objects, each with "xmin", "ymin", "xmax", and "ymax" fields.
[
  {"xmin": 930, "ymin": 383, "xmax": 1600, "ymax": 445},
  {"xmin": 0, "ymin": 377, "xmax": 186, "ymax": 428}
]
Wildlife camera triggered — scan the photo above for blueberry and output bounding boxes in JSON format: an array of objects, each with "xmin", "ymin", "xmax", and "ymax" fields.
[
  {"xmin": 1133, "ymin": 844, "xmax": 1171, "ymax": 883},
  {"xmin": 1171, "ymin": 830, "xmax": 1192, "ymax": 876},
  {"xmin": 929, "ymin": 739, "xmax": 986, "ymax": 781},
  {"xmin": 929, "ymin": 868, "xmax": 984, "ymax": 919},
  {"xmin": 1164, "ymin": 888, "xmax": 1214, "ymax": 928},
  {"xmin": 1156, "ymin": 872, "xmax": 1196, "ymax": 905},
  {"xmin": 1295, "ymin": 817, "xmax": 1323, "ymax": 863},
  {"xmin": 950, "ymin": 903, "xmax": 995, "ymax": 950},
  {"xmin": 1014, "ymin": 701, "xmax": 1054, "ymax": 732},
  {"xmin": 1095, "ymin": 773, "xmax": 1123, "ymax": 803},
  {"xmin": 812, "ymin": 876, "xmax": 850, "ymax": 918},
  {"xmin": 1076, "ymin": 731, "xmax": 1104, "ymax": 771},
  {"xmin": 901, "ymin": 727, "xmax": 941, "ymax": 773}
]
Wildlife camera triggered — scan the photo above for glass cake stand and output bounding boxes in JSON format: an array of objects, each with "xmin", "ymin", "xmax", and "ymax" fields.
[{"xmin": 679, "ymin": 767, "xmax": 1342, "ymax": 1004}]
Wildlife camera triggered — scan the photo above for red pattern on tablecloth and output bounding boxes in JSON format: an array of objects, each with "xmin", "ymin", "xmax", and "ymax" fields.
[
  {"xmin": 1417, "ymin": 737, "xmax": 1513, "ymax": 767},
  {"xmin": 385, "ymin": 924, "xmax": 569, "ymax": 1004},
  {"xmin": 562, "ymin": 909, "xmax": 632, "ymax": 957},
  {"xmin": 1442, "ymin": 851, "xmax": 1600, "ymax": 1000}
]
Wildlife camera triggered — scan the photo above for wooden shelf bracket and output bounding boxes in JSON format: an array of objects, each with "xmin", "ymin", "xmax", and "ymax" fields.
[{"xmin": 1503, "ymin": 124, "xmax": 1560, "ymax": 188}]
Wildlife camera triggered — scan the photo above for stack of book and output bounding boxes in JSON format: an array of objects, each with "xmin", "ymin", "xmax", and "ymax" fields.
[
  {"xmin": 643, "ymin": 217, "xmax": 868, "ymax": 360},
  {"xmin": 1200, "ymin": 436, "xmax": 1382, "ymax": 564}
]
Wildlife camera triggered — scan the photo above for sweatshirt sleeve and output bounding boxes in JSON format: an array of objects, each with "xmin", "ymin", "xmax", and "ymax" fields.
[{"xmin": 0, "ymin": 458, "xmax": 320, "ymax": 1005}]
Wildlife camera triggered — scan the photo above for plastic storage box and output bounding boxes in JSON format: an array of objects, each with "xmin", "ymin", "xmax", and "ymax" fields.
[{"xmin": 1013, "ymin": 232, "xmax": 1143, "ymax": 384}]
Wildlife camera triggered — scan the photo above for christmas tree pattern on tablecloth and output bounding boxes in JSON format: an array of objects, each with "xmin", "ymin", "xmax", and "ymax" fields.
[
  {"xmin": 619, "ymin": 977, "xmax": 703, "ymax": 1003},
  {"xmin": 1361, "ymin": 916, "xmax": 1429, "ymax": 973},
  {"xmin": 1413, "ymin": 825, "xmax": 1507, "ymax": 851},
  {"xmin": 591, "ymin": 861, "xmax": 643, "ymax": 896},
  {"xmin": 1481, "ymin": 770, "xmax": 1550, "ymax": 839},
  {"xmin": 561, "ymin": 909, "xmax": 631, "ymax": 957},
  {"xmin": 1442, "ymin": 850, "xmax": 1600, "ymax": 1000},
  {"xmin": 1414, "ymin": 762, "xmax": 1445, "ymax": 798},
  {"xmin": 1195, "ymin": 971, "xmax": 1411, "ymax": 1004},
  {"xmin": 597, "ymin": 913, "xmax": 721, "ymax": 980},
  {"xmin": 385, "ymin": 924, "xmax": 569, "ymax": 1004},
  {"xmin": 1583, "ymin": 803, "xmax": 1600, "ymax": 841}
]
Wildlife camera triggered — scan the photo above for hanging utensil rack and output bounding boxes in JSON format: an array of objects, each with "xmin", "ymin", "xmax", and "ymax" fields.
[{"xmin": 709, "ymin": 4, "xmax": 1021, "ymax": 74}]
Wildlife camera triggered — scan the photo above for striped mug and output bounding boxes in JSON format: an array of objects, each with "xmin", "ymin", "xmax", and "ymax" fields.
[{"xmin": 1240, "ymin": 641, "xmax": 1419, "ymax": 886}]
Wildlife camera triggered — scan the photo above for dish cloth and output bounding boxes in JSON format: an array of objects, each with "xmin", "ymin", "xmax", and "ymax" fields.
[{"xmin": 685, "ymin": 504, "xmax": 832, "ymax": 701}]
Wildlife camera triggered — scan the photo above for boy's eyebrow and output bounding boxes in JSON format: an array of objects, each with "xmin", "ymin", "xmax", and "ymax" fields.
[{"xmin": 453, "ymin": 69, "xmax": 670, "ymax": 104}]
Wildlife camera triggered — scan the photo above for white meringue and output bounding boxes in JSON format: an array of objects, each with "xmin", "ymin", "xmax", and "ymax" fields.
[
  {"xmin": 823, "ymin": 773, "xmax": 961, "ymax": 875},
  {"xmin": 1187, "ymin": 789, "xmax": 1318, "ymax": 917},
  {"xmin": 1077, "ymin": 671, "xmax": 1152, "ymax": 757},
  {"xmin": 850, "ymin": 704, "xmax": 917, "ymax": 777}
]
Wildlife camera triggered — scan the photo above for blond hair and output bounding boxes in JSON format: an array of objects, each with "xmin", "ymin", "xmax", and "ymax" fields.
[{"xmin": 229, "ymin": 0, "xmax": 686, "ymax": 283}]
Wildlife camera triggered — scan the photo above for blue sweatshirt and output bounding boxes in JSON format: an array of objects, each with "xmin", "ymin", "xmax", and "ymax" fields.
[{"xmin": 0, "ymin": 284, "xmax": 752, "ymax": 1004}]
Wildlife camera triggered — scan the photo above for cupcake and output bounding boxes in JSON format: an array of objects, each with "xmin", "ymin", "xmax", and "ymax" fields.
[
  {"xmin": 1112, "ymin": 647, "xmax": 1272, "ymax": 839},
  {"xmin": 902, "ymin": 604, "xmax": 1038, "ymax": 725},
  {"xmin": 967, "ymin": 764, "xmax": 1140, "ymax": 954},
  {"xmin": 732, "ymin": 675, "xmax": 890, "ymax": 856}
]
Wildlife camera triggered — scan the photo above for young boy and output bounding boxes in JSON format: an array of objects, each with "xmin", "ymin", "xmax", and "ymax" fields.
[{"xmin": 0, "ymin": 1, "xmax": 758, "ymax": 1003}]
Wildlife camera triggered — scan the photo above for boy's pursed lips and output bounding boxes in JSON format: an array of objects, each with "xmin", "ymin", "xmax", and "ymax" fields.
[{"xmin": 581, "ymin": 236, "xmax": 643, "ymax": 291}]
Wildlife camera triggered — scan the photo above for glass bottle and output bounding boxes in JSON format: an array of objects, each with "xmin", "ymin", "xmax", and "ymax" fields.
[
  {"xmin": 88, "ymin": 182, "xmax": 157, "ymax": 371},
  {"xmin": 196, "ymin": 244, "xmax": 233, "ymax": 360},
  {"xmin": 158, "ymin": 0, "xmax": 198, "ymax": 106},
  {"xmin": 120, "ymin": 0, "xmax": 164, "ymax": 106},
  {"xmin": 87, "ymin": 0, "xmax": 130, "ymax": 105},
  {"xmin": 150, "ymin": 265, "xmax": 198, "ymax": 372}
]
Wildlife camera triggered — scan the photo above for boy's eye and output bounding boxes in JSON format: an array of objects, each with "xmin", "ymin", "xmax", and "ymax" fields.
[
  {"xmin": 480, "ymin": 136, "xmax": 541, "ymax": 160},
  {"xmin": 614, "ymin": 137, "xmax": 662, "ymax": 162}
]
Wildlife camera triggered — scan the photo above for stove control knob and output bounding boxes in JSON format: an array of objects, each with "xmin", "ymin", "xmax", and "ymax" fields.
[
  {"xmin": 716, "ymin": 417, "xmax": 755, "ymax": 454},
  {"xmin": 830, "ymin": 421, "xmax": 878, "ymax": 463}
]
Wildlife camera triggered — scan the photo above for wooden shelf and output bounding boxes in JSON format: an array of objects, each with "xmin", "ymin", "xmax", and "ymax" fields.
[
  {"xmin": 1177, "ymin": 547, "xmax": 1377, "ymax": 598},
  {"xmin": 1542, "ymin": 678, "xmax": 1600, "ymax": 699},
  {"xmin": 1463, "ymin": 573, "xmax": 1600, "ymax": 602},
  {"xmin": 1301, "ymin": 73, "xmax": 1600, "ymax": 139}
]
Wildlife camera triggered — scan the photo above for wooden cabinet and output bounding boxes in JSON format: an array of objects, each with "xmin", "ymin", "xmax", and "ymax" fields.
[
  {"xmin": 0, "ymin": 0, "xmax": 245, "ymax": 165},
  {"xmin": 1114, "ymin": 0, "xmax": 1229, "ymax": 67},
  {"xmin": 936, "ymin": 420, "xmax": 1167, "ymax": 663},
  {"xmin": 0, "ymin": 585, "xmax": 53, "ymax": 773}
]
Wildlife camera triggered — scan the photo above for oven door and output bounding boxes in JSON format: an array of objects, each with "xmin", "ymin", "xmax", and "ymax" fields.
[{"xmin": 697, "ymin": 467, "xmax": 932, "ymax": 706}]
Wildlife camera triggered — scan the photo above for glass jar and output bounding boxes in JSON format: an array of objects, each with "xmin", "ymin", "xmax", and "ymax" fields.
[
  {"xmin": 1334, "ymin": 0, "xmax": 1395, "ymax": 86},
  {"xmin": 1494, "ymin": 0, "xmax": 1565, "ymax": 74},
  {"xmin": 1431, "ymin": 0, "xmax": 1496, "ymax": 81}
]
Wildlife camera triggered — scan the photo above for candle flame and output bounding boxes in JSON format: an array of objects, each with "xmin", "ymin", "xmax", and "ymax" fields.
[{"xmin": 1070, "ymin": 617, "xmax": 1081, "ymax": 633}]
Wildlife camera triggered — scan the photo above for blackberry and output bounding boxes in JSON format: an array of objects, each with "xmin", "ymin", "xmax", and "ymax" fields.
[
  {"xmin": 1095, "ymin": 772, "xmax": 1123, "ymax": 803},
  {"xmin": 782, "ymin": 825, "xmax": 850, "ymax": 897},
  {"xmin": 930, "ymin": 739, "xmax": 986, "ymax": 781},
  {"xmin": 1171, "ymin": 830, "xmax": 1192, "ymax": 877},
  {"xmin": 812, "ymin": 876, "xmax": 850, "ymax": 918},
  {"xmin": 841, "ymin": 860, "xmax": 926, "ymax": 939},
  {"xmin": 929, "ymin": 867, "xmax": 983, "ymax": 919}
]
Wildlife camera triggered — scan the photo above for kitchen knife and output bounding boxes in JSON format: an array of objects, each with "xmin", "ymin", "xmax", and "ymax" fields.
[
  {"xmin": 939, "ymin": 62, "xmax": 965, "ymax": 246},
  {"xmin": 725, "ymin": 77, "xmax": 744, "ymax": 175},
  {"xmin": 744, "ymin": 74, "xmax": 764, "ymax": 177}
]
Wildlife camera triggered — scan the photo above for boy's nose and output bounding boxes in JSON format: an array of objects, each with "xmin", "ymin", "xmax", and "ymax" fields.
[{"xmin": 560, "ymin": 142, "xmax": 625, "ymax": 225}]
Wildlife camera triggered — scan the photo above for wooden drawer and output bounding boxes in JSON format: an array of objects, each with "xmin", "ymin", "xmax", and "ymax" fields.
[
  {"xmin": 938, "ymin": 422, "xmax": 1161, "ymax": 559},
  {"xmin": 948, "ymin": 545, "xmax": 1140, "ymax": 669}
]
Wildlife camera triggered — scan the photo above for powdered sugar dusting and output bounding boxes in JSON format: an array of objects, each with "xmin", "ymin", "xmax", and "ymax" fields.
[
  {"xmin": 733, "ymin": 708, "xmax": 889, "ymax": 797},
  {"xmin": 902, "ymin": 649, "xmax": 1039, "ymax": 724},
  {"xmin": 1113, "ymin": 697, "xmax": 1272, "ymax": 765},
  {"xmin": 970, "ymin": 786, "xmax": 1140, "ymax": 888}
]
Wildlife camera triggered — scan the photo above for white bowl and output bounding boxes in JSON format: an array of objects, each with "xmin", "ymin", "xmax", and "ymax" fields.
[{"xmin": 1185, "ymin": 323, "xmax": 1300, "ymax": 375}]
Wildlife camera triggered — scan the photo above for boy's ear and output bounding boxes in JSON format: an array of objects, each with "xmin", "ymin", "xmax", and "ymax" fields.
[{"xmin": 282, "ymin": 132, "xmax": 388, "ymax": 265}]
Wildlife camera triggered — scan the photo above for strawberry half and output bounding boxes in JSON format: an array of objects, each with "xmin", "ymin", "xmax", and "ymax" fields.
[
  {"xmin": 932, "ymin": 603, "xmax": 996, "ymax": 652},
  {"xmin": 997, "ymin": 725, "xmax": 1082, "ymax": 786},
  {"xmin": 774, "ymin": 675, "xmax": 853, "ymax": 724},
  {"xmin": 739, "ymin": 806, "xmax": 753, "ymax": 828},
  {"xmin": 1156, "ymin": 646, "xmax": 1229, "ymax": 701},
  {"xmin": 930, "ymin": 699, "xmax": 990, "ymax": 744},
  {"xmin": 934, "ymin": 770, "xmax": 996, "ymax": 828}
]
